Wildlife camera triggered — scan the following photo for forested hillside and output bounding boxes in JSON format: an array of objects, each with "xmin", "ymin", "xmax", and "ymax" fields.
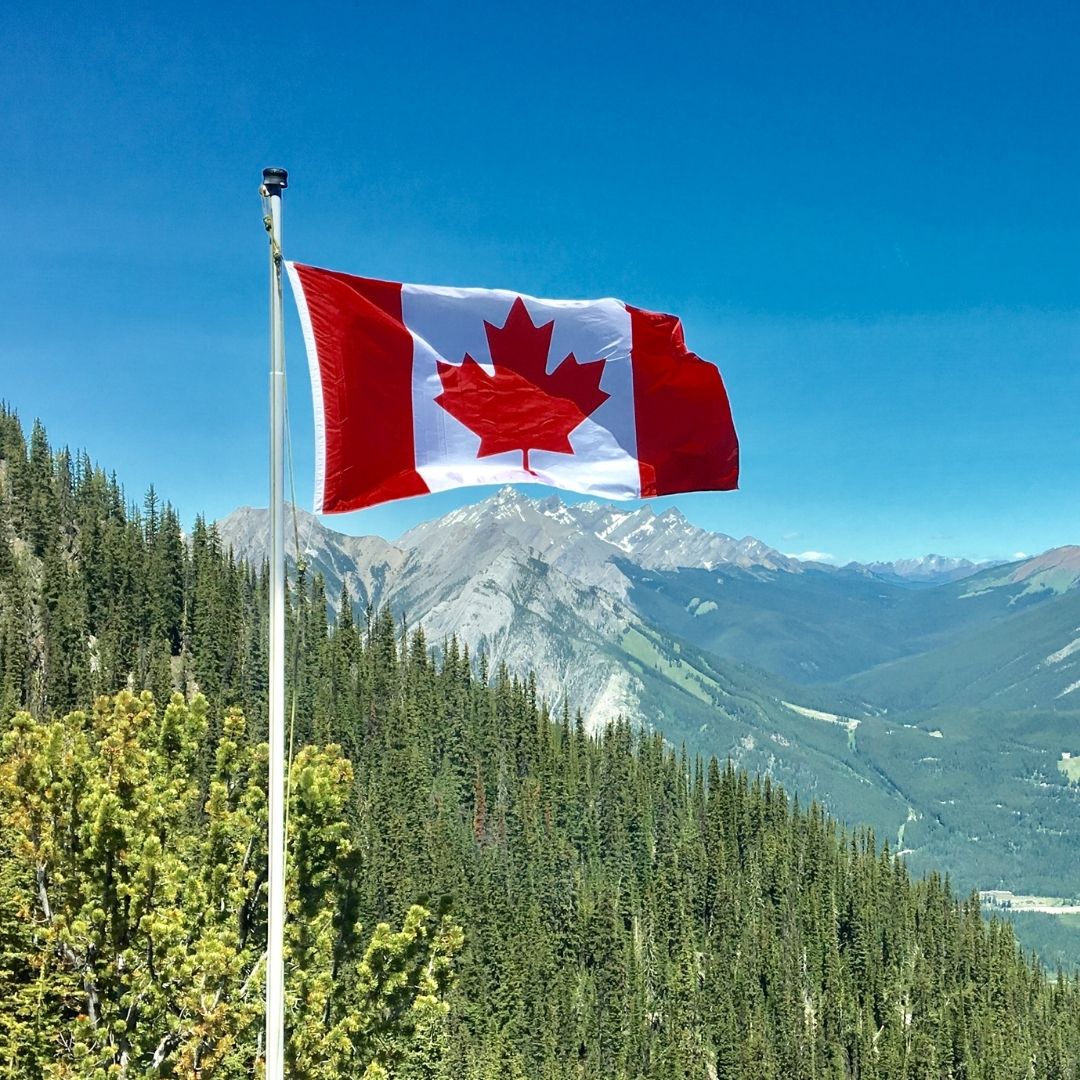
[{"xmin": 2, "ymin": 405, "xmax": 1080, "ymax": 1079}]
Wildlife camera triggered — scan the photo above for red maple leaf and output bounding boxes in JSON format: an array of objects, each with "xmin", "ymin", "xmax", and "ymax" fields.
[{"xmin": 434, "ymin": 298, "xmax": 610, "ymax": 474}]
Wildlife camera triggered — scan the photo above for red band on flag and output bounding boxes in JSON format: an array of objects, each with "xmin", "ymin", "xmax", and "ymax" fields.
[
  {"xmin": 628, "ymin": 305, "xmax": 739, "ymax": 498},
  {"xmin": 289, "ymin": 264, "xmax": 428, "ymax": 513}
]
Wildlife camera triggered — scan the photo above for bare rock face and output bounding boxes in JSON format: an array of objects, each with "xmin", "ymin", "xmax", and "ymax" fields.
[
  {"xmin": 216, "ymin": 488, "xmax": 795, "ymax": 729},
  {"xmin": 217, "ymin": 491, "xmax": 1079, "ymax": 728},
  {"xmin": 397, "ymin": 486, "xmax": 799, "ymax": 593},
  {"xmin": 216, "ymin": 505, "xmax": 408, "ymax": 610},
  {"xmin": 217, "ymin": 495, "xmax": 1080, "ymax": 931}
]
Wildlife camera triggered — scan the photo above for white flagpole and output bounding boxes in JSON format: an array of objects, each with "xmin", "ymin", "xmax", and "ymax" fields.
[{"xmin": 261, "ymin": 165, "xmax": 288, "ymax": 1080}]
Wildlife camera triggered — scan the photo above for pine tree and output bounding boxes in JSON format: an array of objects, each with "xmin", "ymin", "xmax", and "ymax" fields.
[{"xmin": 0, "ymin": 691, "xmax": 462, "ymax": 1077}]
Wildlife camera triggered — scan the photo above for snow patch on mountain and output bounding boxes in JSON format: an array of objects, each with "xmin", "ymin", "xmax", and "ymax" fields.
[
  {"xmin": 217, "ymin": 489, "xmax": 1075, "ymax": 732},
  {"xmin": 854, "ymin": 554, "xmax": 998, "ymax": 585},
  {"xmin": 782, "ymin": 701, "xmax": 859, "ymax": 731},
  {"xmin": 1045, "ymin": 635, "xmax": 1080, "ymax": 666}
]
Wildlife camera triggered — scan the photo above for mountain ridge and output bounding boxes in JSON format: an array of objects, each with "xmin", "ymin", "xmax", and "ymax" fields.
[
  {"xmin": 217, "ymin": 490, "xmax": 1080, "ymax": 723},
  {"xmin": 221, "ymin": 487, "xmax": 1029, "ymax": 586},
  {"xmin": 217, "ymin": 493, "xmax": 1080, "ymax": 921}
]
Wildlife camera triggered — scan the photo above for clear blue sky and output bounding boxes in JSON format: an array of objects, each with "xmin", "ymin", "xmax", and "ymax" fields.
[{"xmin": 3, "ymin": 1, "xmax": 1078, "ymax": 563}]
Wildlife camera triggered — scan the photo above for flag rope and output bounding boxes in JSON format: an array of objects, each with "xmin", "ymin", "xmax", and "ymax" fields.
[
  {"xmin": 261, "ymin": 167, "xmax": 288, "ymax": 1080},
  {"xmin": 261, "ymin": 175, "xmax": 311, "ymax": 1067},
  {"xmin": 282, "ymin": 377, "xmax": 304, "ymax": 890}
]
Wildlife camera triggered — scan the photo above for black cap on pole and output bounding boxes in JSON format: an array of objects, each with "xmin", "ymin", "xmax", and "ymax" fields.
[{"xmin": 262, "ymin": 167, "xmax": 288, "ymax": 192}]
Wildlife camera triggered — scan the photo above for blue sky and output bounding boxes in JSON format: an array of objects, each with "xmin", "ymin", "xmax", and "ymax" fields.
[{"xmin": 3, "ymin": 1, "xmax": 1078, "ymax": 563}]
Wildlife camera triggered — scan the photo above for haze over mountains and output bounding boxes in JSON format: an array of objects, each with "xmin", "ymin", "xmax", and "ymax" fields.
[
  {"xmin": 219, "ymin": 489, "xmax": 1080, "ymax": 714},
  {"xmin": 218, "ymin": 490, "xmax": 1080, "ymax": 910},
  {"xmin": 853, "ymin": 554, "xmax": 1002, "ymax": 586}
]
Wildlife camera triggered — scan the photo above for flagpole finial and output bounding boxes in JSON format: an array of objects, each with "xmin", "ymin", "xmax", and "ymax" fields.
[{"xmin": 262, "ymin": 167, "xmax": 289, "ymax": 192}]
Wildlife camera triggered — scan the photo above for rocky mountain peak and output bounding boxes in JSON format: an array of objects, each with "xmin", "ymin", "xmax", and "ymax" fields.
[
  {"xmin": 214, "ymin": 493, "xmax": 1079, "ymax": 746},
  {"xmin": 491, "ymin": 484, "xmax": 527, "ymax": 506},
  {"xmin": 398, "ymin": 487, "xmax": 799, "ymax": 580},
  {"xmin": 850, "ymin": 554, "xmax": 998, "ymax": 586}
]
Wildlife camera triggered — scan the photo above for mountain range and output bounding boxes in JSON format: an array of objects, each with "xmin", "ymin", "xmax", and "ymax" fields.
[
  {"xmin": 218, "ymin": 490, "xmax": 1080, "ymax": 910},
  {"xmin": 218, "ymin": 490, "xmax": 1079, "ymax": 712}
]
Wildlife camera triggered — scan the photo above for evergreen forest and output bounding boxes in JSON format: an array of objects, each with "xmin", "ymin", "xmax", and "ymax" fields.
[{"xmin": 1, "ymin": 404, "xmax": 1079, "ymax": 1078}]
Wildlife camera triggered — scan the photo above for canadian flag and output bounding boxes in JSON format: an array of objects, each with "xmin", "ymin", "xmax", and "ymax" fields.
[{"xmin": 286, "ymin": 263, "xmax": 739, "ymax": 514}]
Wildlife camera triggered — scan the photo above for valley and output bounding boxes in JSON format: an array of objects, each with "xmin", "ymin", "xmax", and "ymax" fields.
[{"xmin": 220, "ymin": 490, "xmax": 1080, "ymax": 965}]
